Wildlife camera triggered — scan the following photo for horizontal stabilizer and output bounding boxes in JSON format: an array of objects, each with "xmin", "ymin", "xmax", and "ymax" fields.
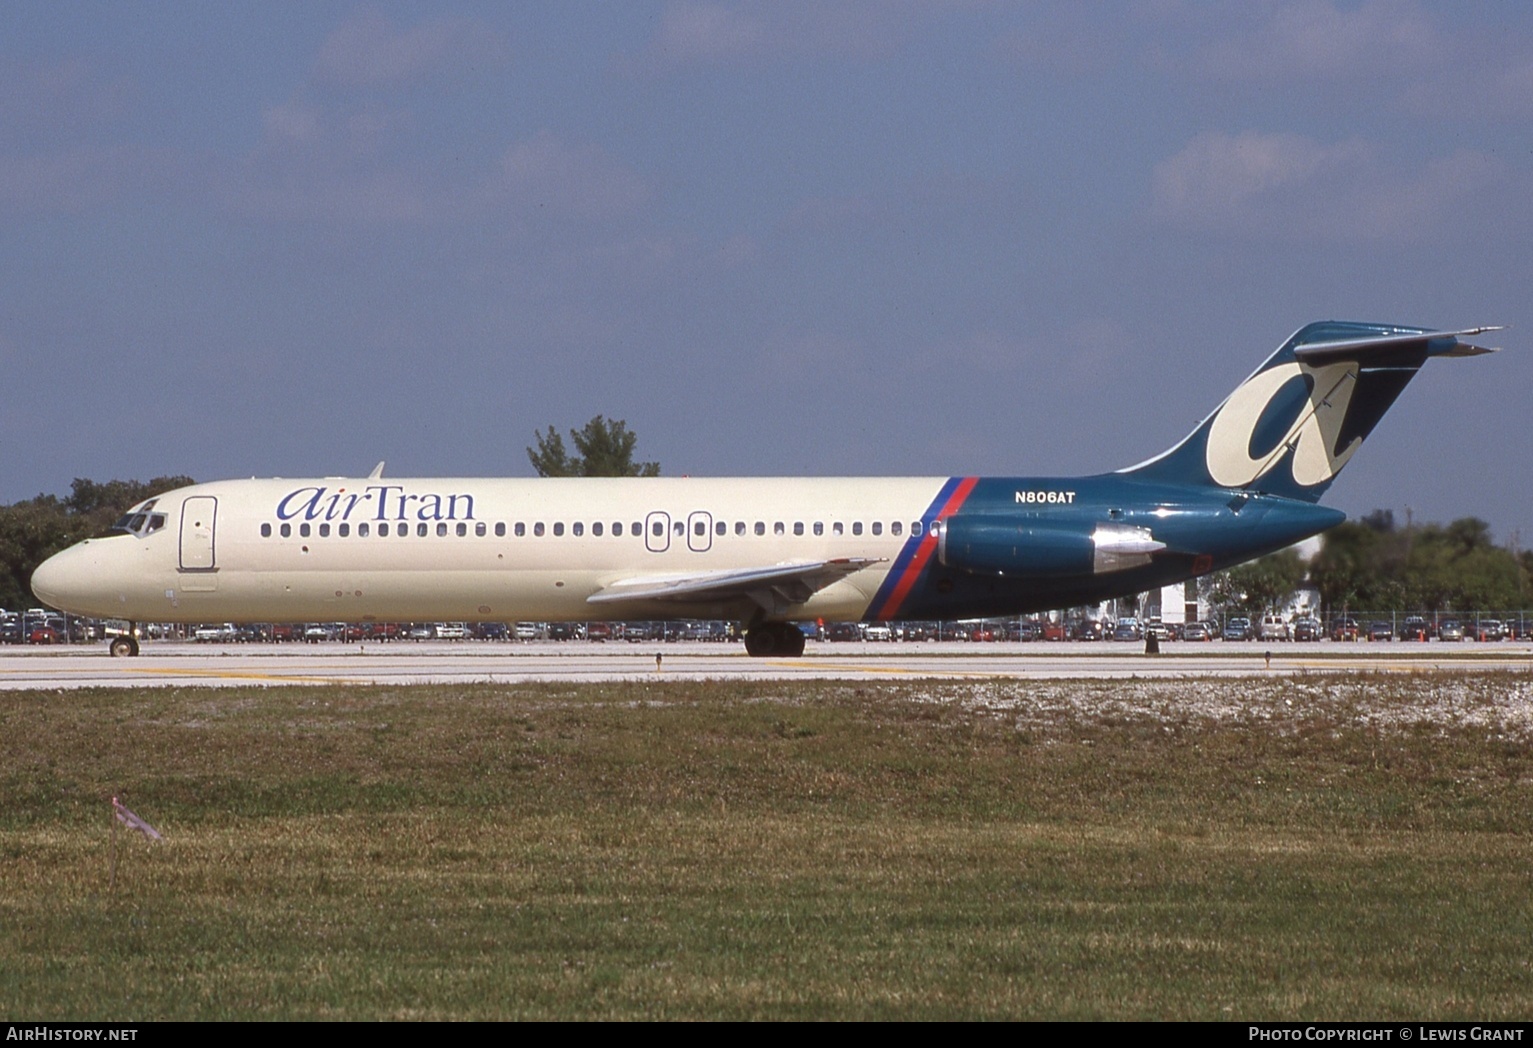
[{"xmin": 1292, "ymin": 326, "xmax": 1502, "ymax": 366}]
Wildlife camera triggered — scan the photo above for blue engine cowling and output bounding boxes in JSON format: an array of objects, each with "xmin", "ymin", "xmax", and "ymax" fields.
[{"xmin": 935, "ymin": 517, "xmax": 1165, "ymax": 577}]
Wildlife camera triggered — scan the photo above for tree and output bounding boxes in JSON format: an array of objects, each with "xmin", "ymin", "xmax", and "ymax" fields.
[
  {"xmin": 0, "ymin": 475, "xmax": 195, "ymax": 611},
  {"xmin": 527, "ymin": 416, "xmax": 659, "ymax": 478},
  {"xmin": 1203, "ymin": 548, "xmax": 1308, "ymax": 618}
]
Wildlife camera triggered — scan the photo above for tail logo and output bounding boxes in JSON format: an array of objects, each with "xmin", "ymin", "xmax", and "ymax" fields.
[{"xmin": 1205, "ymin": 361, "xmax": 1361, "ymax": 489}]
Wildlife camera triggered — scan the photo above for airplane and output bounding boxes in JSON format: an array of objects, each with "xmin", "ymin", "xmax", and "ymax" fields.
[{"xmin": 31, "ymin": 320, "xmax": 1499, "ymax": 659}]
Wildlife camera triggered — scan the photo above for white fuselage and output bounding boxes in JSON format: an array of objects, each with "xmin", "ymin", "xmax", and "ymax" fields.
[{"xmin": 34, "ymin": 476, "xmax": 951, "ymax": 625}]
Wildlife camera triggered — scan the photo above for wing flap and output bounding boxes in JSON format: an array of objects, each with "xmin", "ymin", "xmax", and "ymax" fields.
[{"xmin": 587, "ymin": 557, "xmax": 883, "ymax": 614}]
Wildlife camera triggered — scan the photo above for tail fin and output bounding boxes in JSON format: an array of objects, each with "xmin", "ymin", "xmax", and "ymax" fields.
[{"xmin": 1120, "ymin": 321, "xmax": 1499, "ymax": 502}]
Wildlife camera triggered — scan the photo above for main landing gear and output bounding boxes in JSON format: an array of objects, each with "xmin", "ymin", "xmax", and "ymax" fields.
[
  {"xmin": 108, "ymin": 622, "xmax": 140, "ymax": 657},
  {"xmin": 743, "ymin": 622, "xmax": 806, "ymax": 658}
]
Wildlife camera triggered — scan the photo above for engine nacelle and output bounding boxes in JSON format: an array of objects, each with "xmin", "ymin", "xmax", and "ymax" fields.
[{"xmin": 935, "ymin": 518, "xmax": 1165, "ymax": 577}]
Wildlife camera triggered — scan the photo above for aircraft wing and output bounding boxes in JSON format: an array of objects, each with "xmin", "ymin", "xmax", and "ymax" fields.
[{"xmin": 587, "ymin": 557, "xmax": 884, "ymax": 616}]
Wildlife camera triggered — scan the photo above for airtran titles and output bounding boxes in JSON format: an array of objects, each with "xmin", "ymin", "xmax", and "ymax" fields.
[{"xmin": 276, "ymin": 485, "xmax": 476, "ymax": 523}]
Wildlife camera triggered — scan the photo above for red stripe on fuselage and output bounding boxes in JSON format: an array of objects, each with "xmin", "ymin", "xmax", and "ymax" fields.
[{"xmin": 873, "ymin": 475, "xmax": 978, "ymax": 620}]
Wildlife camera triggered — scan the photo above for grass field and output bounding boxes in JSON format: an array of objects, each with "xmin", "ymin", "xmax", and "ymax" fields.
[{"xmin": 3, "ymin": 672, "xmax": 1532, "ymax": 1019}]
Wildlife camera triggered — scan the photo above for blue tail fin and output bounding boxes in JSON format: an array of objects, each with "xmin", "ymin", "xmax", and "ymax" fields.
[{"xmin": 1120, "ymin": 321, "xmax": 1499, "ymax": 502}]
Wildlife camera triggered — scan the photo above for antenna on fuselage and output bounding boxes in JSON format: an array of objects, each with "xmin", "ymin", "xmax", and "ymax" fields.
[{"xmin": 368, "ymin": 461, "xmax": 385, "ymax": 479}]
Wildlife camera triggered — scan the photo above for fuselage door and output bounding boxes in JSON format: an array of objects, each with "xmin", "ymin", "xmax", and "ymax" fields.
[
  {"xmin": 687, "ymin": 511, "xmax": 713, "ymax": 553},
  {"xmin": 645, "ymin": 511, "xmax": 671, "ymax": 553},
  {"xmin": 179, "ymin": 496, "xmax": 218, "ymax": 571}
]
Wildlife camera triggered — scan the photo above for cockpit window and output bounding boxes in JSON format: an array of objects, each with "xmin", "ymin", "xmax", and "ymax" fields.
[{"xmin": 112, "ymin": 511, "xmax": 167, "ymax": 539}]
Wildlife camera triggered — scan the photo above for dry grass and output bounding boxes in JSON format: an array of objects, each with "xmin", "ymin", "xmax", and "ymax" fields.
[{"xmin": 3, "ymin": 672, "xmax": 1532, "ymax": 1019}]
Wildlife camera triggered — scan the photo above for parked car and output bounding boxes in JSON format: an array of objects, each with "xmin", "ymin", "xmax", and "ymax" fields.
[
  {"xmin": 195, "ymin": 623, "xmax": 239, "ymax": 642},
  {"xmin": 1330, "ymin": 617, "xmax": 1360, "ymax": 642},
  {"xmin": 1258, "ymin": 615, "xmax": 1290, "ymax": 641},
  {"xmin": 1292, "ymin": 618, "xmax": 1322, "ymax": 642},
  {"xmin": 1223, "ymin": 617, "xmax": 1253, "ymax": 641},
  {"xmin": 1437, "ymin": 621, "xmax": 1465, "ymax": 642},
  {"xmin": 1474, "ymin": 620, "xmax": 1506, "ymax": 641},
  {"xmin": 1367, "ymin": 621, "xmax": 1394, "ymax": 642},
  {"xmin": 1071, "ymin": 619, "xmax": 1104, "ymax": 641},
  {"xmin": 1112, "ymin": 618, "xmax": 1143, "ymax": 642}
]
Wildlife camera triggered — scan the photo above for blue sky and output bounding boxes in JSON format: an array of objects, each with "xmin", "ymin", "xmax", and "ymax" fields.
[{"xmin": 4, "ymin": 2, "xmax": 1529, "ymax": 543}]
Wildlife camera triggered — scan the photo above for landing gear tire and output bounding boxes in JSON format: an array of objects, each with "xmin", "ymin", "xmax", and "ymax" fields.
[
  {"xmin": 744, "ymin": 622, "xmax": 806, "ymax": 658},
  {"xmin": 109, "ymin": 635, "xmax": 139, "ymax": 658}
]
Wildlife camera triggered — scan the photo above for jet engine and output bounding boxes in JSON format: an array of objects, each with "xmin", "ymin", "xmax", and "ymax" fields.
[{"xmin": 934, "ymin": 518, "xmax": 1165, "ymax": 577}]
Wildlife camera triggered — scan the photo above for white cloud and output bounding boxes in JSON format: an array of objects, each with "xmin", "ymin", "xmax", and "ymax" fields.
[
  {"xmin": 314, "ymin": 11, "xmax": 506, "ymax": 89},
  {"xmin": 493, "ymin": 132, "xmax": 650, "ymax": 220},
  {"xmin": 631, "ymin": 0, "xmax": 939, "ymax": 72},
  {"xmin": 230, "ymin": 114, "xmax": 652, "ymax": 232},
  {"xmin": 652, "ymin": 3, "xmax": 767, "ymax": 63},
  {"xmin": 1154, "ymin": 131, "xmax": 1365, "ymax": 216},
  {"xmin": 1149, "ymin": 130, "xmax": 1507, "ymax": 240},
  {"xmin": 1185, "ymin": 0, "xmax": 1440, "ymax": 81}
]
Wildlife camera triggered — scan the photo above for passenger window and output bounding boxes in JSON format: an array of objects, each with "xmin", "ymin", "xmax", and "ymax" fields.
[
  {"xmin": 612, "ymin": 522, "xmax": 622, "ymax": 537},
  {"xmin": 495, "ymin": 523, "xmax": 506, "ymax": 537},
  {"xmin": 852, "ymin": 522, "xmax": 863, "ymax": 536},
  {"xmin": 793, "ymin": 522, "xmax": 804, "ymax": 536},
  {"xmin": 339, "ymin": 523, "xmax": 350, "ymax": 537},
  {"xmin": 280, "ymin": 523, "xmax": 291, "ymax": 538},
  {"xmin": 891, "ymin": 522, "xmax": 902, "ymax": 536},
  {"xmin": 872, "ymin": 522, "xmax": 882, "ymax": 536},
  {"xmin": 533, "ymin": 523, "xmax": 544, "ymax": 537},
  {"xmin": 379, "ymin": 522, "xmax": 390, "ymax": 537},
  {"xmin": 754, "ymin": 522, "xmax": 765, "ymax": 536},
  {"xmin": 476, "ymin": 522, "xmax": 486, "ymax": 537},
  {"xmin": 319, "ymin": 523, "xmax": 330, "ymax": 537},
  {"xmin": 631, "ymin": 521, "xmax": 640, "ymax": 535},
  {"xmin": 674, "ymin": 521, "xmax": 684, "ymax": 536},
  {"xmin": 300, "ymin": 523, "xmax": 311, "ymax": 538},
  {"xmin": 695, "ymin": 521, "xmax": 706, "ymax": 536},
  {"xmin": 912, "ymin": 521, "xmax": 923, "ymax": 536},
  {"xmin": 735, "ymin": 522, "xmax": 746, "ymax": 536},
  {"xmin": 814, "ymin": 522, "xmax": 823, "ymax": 536},
  {"xmin": 652, "ymin": 521, "xmax": 664, "ymax": 537},
  {"xmin": 715, "ymin": 521, "xmax": 726, "ymax": 536},
  {"xmin": 774, "ymin": 522, "xmax": 785, "ymax": 536},
  {"xmin": 456, "ymin": 522, "xmax": 467, "ymax": 537},
  {"xmin": 359, "ymin": 523, "xmax": 370, "ymax": 537},
  {"xmin": 573, "ymin": 522, "xmax": 583, "ymax": 537},
  {"xmin": 261, "ymin": 523, "xmax": 272, "ymax": 538},
  {"xmin": 437, "ymin": 522, "xmax": 448, "ymax": 537},
  {"xmin": 833, "ymin": 522, "xmax": 844, "ymax": 536},
  {"xmin": 592, "ymin": 522, "xmax": 603, "ymax": 537},
  {"xmin": 553, "ymin": 522, "xmax": 564, "ymax": 537},
  {"xmin": 417, "ymin": 522, "xmax": 428, "ymax": 537}
]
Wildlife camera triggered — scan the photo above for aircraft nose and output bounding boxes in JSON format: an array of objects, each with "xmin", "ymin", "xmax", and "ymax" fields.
[{"xmin": 31, "ymin": 543, "xmax": 96, "ymax": 614}]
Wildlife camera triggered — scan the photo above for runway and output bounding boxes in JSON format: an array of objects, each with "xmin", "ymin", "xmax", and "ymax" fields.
[{"xmin": 3, "ymin": 640, "xmax": 1531, "ymax": 689}]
